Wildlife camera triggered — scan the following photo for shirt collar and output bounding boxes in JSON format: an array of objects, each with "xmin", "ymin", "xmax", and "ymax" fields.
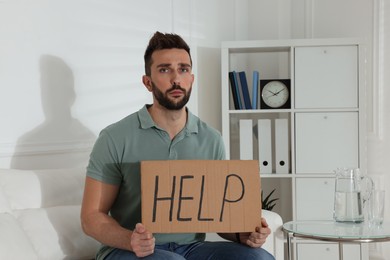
[
  {"xmin": 138, "ymin": 105, "xmax": 199, "ymax": 134},
  {"xmin": 138, "ymin": 105, "xmax": 155, "ymax": 129}
]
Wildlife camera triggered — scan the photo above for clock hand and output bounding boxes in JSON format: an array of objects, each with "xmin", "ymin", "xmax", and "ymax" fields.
[
  {"xmin": 268, "ymin": 89, "xmax": 284, "ymax": 97},
  {"xmin": 274, "ymin": 89, "xmax": 286, "ymax": 95},
  {"xmin": 267, "ymin": 90, "xmax": 277, "ymax": 95}
]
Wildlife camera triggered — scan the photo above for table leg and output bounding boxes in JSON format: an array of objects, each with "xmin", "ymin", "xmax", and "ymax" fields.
[
  {"xmin": 338, "ymin": 242, "xmax": 343, "ymax": 260},
  {"xmin": 286, "ymin": 232, "xmax": 294, "ymax": 260}
]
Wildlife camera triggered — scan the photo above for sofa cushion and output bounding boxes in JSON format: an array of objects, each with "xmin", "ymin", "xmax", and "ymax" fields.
[
  {"xmin": 0, "ymin": 213, "xmax": 38, "ymax": 259},
  {"xmin": 0, "ymin": 168, "xmax": 85, "ymax": 210},
  {"xmin": 0, "ymin": 168, "xmax": 100, "ymax": 259},
  {"xmin": 14, "ymin": 205, "xmax": 99, "ymax": 260}
]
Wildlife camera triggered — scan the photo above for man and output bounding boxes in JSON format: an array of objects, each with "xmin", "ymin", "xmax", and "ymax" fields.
[{"xmin": 81, "ymin": 31, "xmax": 274, "ymax": 260}]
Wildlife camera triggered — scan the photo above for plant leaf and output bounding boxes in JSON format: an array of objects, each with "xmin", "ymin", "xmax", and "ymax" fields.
[{"xmin": 261, "ymin": 188, "xmax": 279, "ymax": 210}]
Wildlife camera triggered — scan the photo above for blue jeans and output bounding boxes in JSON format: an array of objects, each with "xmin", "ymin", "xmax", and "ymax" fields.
[{"xmin": 104, "ymin": 241, "xmax": 275, "ymax": 260}]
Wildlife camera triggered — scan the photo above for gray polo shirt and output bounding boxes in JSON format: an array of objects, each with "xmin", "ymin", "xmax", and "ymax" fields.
[{"xmin": 87, "ymin": 105, "xmax": 225, "ymax": 259}]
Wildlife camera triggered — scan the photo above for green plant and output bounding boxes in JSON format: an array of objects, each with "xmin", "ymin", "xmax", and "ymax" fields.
[{"xmin": 261, "ymin": 189, "xmax": 279, "ymax": 211}]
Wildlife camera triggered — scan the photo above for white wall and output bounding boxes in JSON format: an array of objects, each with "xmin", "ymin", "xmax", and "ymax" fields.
[
  {"xmin": 0, "ymin": 0, "xmax": 173, "ymax": 168},
  {"xmin": 0, "ymin": 0, "xmax": 236, "ymax": 169},
  {"xmin": 0, "ymin": 0, "xmax": 272, "ymax": 170},
  {"xmin": 1, "ymin": 0, "xmax": 389, "ymax": 258}
]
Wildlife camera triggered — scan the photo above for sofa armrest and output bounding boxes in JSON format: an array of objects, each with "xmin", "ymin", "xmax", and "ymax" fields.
[
  {"xmin": 205, "ymin": 210, "xmax": 284, "ymax": 259},
  {"xmin": 261, "ymin": 210, "xmax": 284, "ymax": 260}
]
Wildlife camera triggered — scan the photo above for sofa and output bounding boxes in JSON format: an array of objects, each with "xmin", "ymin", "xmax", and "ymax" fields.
[{"xmin": 0, "ymin": 167, "xmax": 284, "ymax": 260}]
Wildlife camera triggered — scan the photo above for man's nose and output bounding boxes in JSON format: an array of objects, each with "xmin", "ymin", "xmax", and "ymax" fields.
[{"xmin": 171, "ymin": 71, "xmax": 181, "ymax": 86}]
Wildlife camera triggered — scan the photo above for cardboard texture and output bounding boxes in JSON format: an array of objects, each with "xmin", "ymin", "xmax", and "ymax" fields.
[{"xmin": 141, "ymin": 160, "xmax": 262, "ymax": 233}]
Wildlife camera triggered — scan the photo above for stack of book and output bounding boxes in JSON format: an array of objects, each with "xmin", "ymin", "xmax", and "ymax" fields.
[{"xmin": 229, "ymin": 71, "xmax": 259, "ymax": 110}]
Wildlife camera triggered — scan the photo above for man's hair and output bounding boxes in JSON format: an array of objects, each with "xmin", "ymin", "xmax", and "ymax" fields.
[{"xmin": 144, "ymin": 31, "xmax": 192, "ymax": 76}]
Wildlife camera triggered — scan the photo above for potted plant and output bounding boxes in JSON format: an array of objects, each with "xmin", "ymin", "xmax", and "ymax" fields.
[{"xmin": 261, "ymin": 188, "xmax": 279, "ymax": 211}]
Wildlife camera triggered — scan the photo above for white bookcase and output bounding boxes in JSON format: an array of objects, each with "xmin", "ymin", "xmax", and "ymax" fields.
[{"xmin": 221, "ymin": 39, "xmax": 367, "ymax": 260}]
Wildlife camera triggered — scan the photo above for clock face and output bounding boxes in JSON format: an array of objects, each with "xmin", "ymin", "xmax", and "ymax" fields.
[{"xmin": 261, "ymin": 81, "xmax": 290, "ymax": 108}]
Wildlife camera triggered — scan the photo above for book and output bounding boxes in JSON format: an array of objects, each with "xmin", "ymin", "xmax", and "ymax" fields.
[
  {"xmin": 252, "ymin": 71, "xmax": 259, "ymax": 109},
  {"xmin": 232, "ymin": 71, "xmax": 243, "ymax": 109},
  {"xmin": 238, "ymin": 71, "xmax": 252, "ymax": 109},
  {"xmin": 228, "ymin": 71, "xmax": 240, "ymax": 109}
]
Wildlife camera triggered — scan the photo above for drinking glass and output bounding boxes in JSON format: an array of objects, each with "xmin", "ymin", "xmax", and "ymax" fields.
[{"xmin": 368, "ymin": 190, "xmax": 385, "ymax": 225}]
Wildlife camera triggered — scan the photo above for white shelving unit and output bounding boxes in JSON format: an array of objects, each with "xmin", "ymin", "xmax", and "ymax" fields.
[{"xmin": 221, "ymin": 38, "xmax": 367, "ymax": 260}]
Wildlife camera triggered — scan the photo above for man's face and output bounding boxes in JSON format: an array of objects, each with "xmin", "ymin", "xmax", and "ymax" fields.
[
  {"xmin": 151, "ymin": 81, "xmax": 191, "ymax": 110},
  {"xmin": 144, "ymin": 48, "xmax": 194, "ymax": 110}
]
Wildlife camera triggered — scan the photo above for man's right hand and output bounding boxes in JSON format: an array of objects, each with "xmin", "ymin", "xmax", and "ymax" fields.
[{"xmin": 131, "ymin": 223, "xmax": 155, "ymax": 257}]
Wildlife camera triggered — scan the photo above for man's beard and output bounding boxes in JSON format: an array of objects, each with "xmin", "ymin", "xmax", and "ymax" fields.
[{"xmin": 151, "ymin": 81, "xmax": 192, "ymax": 110}]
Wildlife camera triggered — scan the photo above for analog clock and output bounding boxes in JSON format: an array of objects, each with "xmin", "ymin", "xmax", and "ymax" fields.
[{"xmin": 260, "ymin": 80, "xmax": 291, "ymax": 109}]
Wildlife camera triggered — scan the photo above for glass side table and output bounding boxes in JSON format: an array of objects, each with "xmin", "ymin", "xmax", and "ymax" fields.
[{"xmin": 282, "ymin": 221, "xmax": 390, "ymax": 260}]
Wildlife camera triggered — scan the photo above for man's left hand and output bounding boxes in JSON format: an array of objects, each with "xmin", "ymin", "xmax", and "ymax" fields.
[{"xmin": 238, "ymin": 217, "xmax": 271, "ymax": 248}]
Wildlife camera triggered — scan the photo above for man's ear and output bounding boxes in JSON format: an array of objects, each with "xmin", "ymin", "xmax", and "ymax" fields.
[{"xmin": 142, "ymin": 75, "xmax": 152, "ymax": 92}]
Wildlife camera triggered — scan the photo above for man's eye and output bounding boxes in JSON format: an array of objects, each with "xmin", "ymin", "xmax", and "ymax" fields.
[
  {"xmin": 159, "ymin": 68, "xmax": 169, "ymax": 73},
  {"xmin": 180, "ymin": 68, "xmax": 190, "ymax": 73}
]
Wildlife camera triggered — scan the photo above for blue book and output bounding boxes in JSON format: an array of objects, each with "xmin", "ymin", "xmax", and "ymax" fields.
[
  {"xmin": 232, "ymin": 71, "xmax": 243, "ymax": 109},
  {"xmin": 238, "ymin": 71, "xmax": 252, "ymax": 109},
  {"xmin": 228, "ymin": 72, "xmax": 240, "ymax": 109},
  {"xmin": 252, "ymin": 71, "xmax": 259, "ymax": 109}
]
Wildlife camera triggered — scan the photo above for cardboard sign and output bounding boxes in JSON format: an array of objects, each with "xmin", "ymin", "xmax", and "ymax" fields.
[{"xmin": 141, "ymin": 160, "xmax": 261, "ymax": 233}]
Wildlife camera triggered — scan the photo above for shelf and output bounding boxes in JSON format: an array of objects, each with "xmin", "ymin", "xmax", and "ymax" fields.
[
  {"xmin": 228, "ymin": 109, "xmax": 292, "ymax": 114},
  {"xmin": 229, "ymin": 108, "xmax": 359, "ymax": 114},
  {"xmin": 222, "ymin": 38, "xmax": 361, "ymax": 50},
  {"xmin": 221, "ymin": 39, "xmax": 365, "ymax": 232},
  {"xmin": 261, "ymin": 174, "xmax": 292, "ymax": 178}
]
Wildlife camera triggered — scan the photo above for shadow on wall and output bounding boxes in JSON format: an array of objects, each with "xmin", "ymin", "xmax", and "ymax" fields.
[
  {"xmin": 11, "ymin": 55, "xmax": 96, "ymax": 170},
  {"xmin": 10, "ymin": 55, "xmax": 98, "ymax": 257}
]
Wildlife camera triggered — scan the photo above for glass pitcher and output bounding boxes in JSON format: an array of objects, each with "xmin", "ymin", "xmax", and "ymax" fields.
[{"xmin": 333, "ymin": 168, "xmax": 373, "ymax": 223}]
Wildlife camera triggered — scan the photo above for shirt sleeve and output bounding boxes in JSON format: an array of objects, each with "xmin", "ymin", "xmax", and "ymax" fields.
[
  {"xmin": 216, "ymin": 134, "xmax": 226, "ymax": 160},
  {"xmin": 86, "ymin": 129, "xmax": 123, "ymax": 185}
]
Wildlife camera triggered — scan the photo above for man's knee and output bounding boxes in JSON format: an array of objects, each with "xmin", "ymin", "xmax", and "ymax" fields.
[
  {"xmin": 239, "ymin": 247, "xmax": 275, "ymax": 260},
  {"xmin": 105, "ymin": 248, "xmax": 186, "ymax": 260}
]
